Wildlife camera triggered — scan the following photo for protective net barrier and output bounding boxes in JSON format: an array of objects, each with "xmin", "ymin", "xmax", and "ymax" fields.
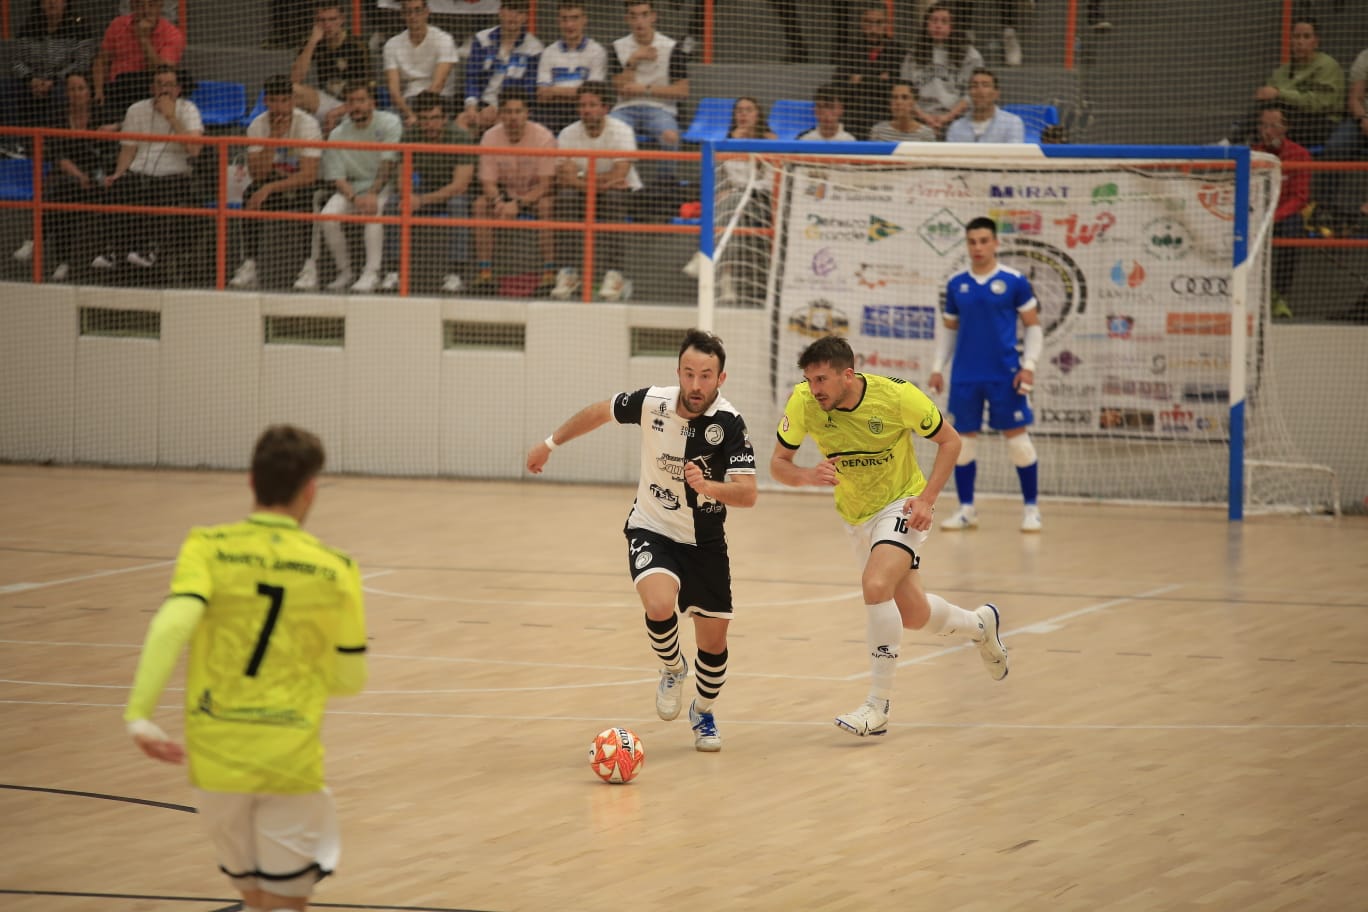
[{"xmin": 710, "ymin": 147, "xmax": 1341, "ymax": 514}]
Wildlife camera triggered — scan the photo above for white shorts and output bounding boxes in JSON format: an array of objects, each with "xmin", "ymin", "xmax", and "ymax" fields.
[
  {"xmin": 195, "ymin": 788, "xmax": 341, "ymax": 898},
  {"xmin": 843, "ymin": 499, "xmax": 930, "ymax": 570}
]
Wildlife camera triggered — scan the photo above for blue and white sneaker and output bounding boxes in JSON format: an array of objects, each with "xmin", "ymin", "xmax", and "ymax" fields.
[
  {"xmin": 689, "ymin": 699, "xmax": 721, "ymax": 752},
  {"xmin": 656, "ymin": 658, "xmax": 688, "ymax": 721},
  {"xmin": 976, "ymin": 603, "xmax": 1009, "ymax": 680},
  {"xmin": 835, "ymin": 698, "xmax": 889, "ymax": 737}
]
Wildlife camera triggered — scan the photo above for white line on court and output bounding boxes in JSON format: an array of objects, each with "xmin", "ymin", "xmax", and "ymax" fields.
[
  {"xmin": 361, "ymin": 582, "xmax": 863, "ymax": 609},
  {"xmin": 0, "ymin": 560, "xmax": 175, "ymax": 595}
]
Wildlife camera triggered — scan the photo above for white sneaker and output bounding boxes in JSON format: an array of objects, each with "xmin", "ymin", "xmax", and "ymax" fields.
[
  {"xmin": 1021, "ymin": 505, "xmax": 1042, "ymax": 533},
  {"xmin": 599, "ymin": 269, "xmax": 631, "ymax": 302},
  {"xmin": 91, "ymin": 253, "xmax": 115, "ymax": 270},
  {"xmin": 229, "ymin": 258, "xmax": 258, "ymax": 288},
  {"xmin": 549, "ymin": 267, "xmax": 580, "ymax": 300},
  {"xmin": 835, "ymin": 698, "xmax": 889, "ymax": 737},
  {"xmin": 51, "ymin": 262, "xmax": 69, "ymax": 281},
  {"xmin": 975, "ymin": 604, "xmax": 1009, "ymax": 681},
  {"xmin": 441, "ymin": 272, "xmax": 464, "ymax": 293},
  {"xmin": 655, "ymin": 659, "xmax": 688, "ymax": 720},
  {"xmin": 689, "ymin": 699, "xmax": 722, "ymax": 752},
  {"xmin": 379, "ymin": 271, "xmax": 400, "ymax": 292},
  {"xmin": 351, "ymin": 270, "xmax": 379, "ymax": 293},
  {"xmin": 325, "ymin": 269, "xmax": 355, "ymax": 292},
  {"xmin": 13, "ymin": 239, "xmax": 34, "ymax": 261},
  {"xmin": 717, "ymin": 270, "xmax": 737, "ymax": 305},
  {"xmin": 293, "ymin": 258, "xmax": 319, "ymax": 290},
  {"xmin": 127, "ymin": 250, "xmax": 157, "ymax": 268},
  {"xmin": 682, "ymin": 250, "xmax": 703, "ymax": 278},
  {"xmin": 1003, "ymin": 27, "xmax": 1023, "ymax": 66},
  {"xmin": 940, "ymin": 505, "xmax": 979, "ymax": 531}
]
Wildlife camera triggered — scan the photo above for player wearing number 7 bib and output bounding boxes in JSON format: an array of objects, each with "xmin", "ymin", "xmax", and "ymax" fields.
[
  {"xmin": 770, "ymin": 335, "xmax": 1008, "ymax": 740},
  {"xmin": 124, "ymin": 425, "xmax": 367, "ymax": 912}
]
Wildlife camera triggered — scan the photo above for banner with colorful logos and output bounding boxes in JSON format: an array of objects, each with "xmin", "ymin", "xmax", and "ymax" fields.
[{"xmin": 767, "ymin": 158, "xmax": 1274, "ymax": 442}]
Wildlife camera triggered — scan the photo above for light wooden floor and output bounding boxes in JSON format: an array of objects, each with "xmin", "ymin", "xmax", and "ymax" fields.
[{"xmin": 1, "ymin": 464, "xmax": 1366, "ymax": 912}]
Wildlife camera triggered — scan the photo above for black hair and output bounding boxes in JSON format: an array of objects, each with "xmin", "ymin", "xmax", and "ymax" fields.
[
  {"xmin": 252, "ymin": 425, "xmax": 325, "ymax": 507},
  {"xmin": 797, "ymin": 335, "xmax": 854, "ymax": 371},
  {"xmin": 680, "ymin": 329, "xmax": 726, "ymax": 372}
]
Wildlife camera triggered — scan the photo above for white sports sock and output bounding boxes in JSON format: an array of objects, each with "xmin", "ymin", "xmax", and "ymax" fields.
[
  {"xmin": 865, "ymin": 599, "xmax": 902, "ymax": 702},
  {"xmin": 925, "ymin": 593, "xmax": 985, "ymax": 641}
]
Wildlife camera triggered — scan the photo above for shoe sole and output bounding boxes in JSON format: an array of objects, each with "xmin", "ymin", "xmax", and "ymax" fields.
[
  {"xmin": 980, "ymin": 603, "xmax": 1009, "ymax": 681},
  {"xmin": 834, "ymin": 717, "xmax": 887, "ymax": 737},
  {"xmin": 694, "ymin": 738, "xmax": 722, "ymax": 752}
]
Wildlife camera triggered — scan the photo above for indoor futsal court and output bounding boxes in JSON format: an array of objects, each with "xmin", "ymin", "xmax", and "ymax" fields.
[{"xmin": 1, "ymin": 464, "xmax": 1366, "ymax": 911}]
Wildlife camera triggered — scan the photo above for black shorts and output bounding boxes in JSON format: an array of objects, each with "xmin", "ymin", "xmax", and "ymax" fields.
[{"xmin": 624, "ymin": 527, "xmax": 735, "ymax": 619}]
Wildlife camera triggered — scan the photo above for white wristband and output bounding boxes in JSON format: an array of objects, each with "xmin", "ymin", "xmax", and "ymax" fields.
[{"xmin": 544, "ymin": 435, "xmax": 558, "ymax": 451}]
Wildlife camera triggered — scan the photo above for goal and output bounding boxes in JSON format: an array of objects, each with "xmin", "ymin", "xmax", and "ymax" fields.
[{"xmin": 700, "ymin": 140, "xmax": 1340, "ymax": 518}]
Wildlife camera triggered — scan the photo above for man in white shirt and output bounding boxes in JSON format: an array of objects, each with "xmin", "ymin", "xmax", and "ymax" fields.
[
  {"xmin": 945, "ymin": 68, "xmax": 1025, "ymax": 144},
  {"xmin": 93, "ymin": 64, "xmax": 203, "ymax": 271},
  {"xmin": 231, "ymin": 74, "xmax": 323, "ymax": 289},
  {"xmin": 383, "ymin": 0, "xmax": 460, "ymax": 126},
  {"xmin": 552, "ymin": 81, "xmax": 640, "ymax": 302},
  {"xmin": 799, "ymin": 84, "xmax": 858, "ymax": 142},
  {"xmin": 536, "ymin": 1, "xmax": 607, "ymax": 134},
  {"xmin": 608, "ymin": 0, "xmax": 688, "ymax": 155}
]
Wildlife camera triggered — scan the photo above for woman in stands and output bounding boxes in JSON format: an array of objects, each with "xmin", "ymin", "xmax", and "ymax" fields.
[
  {"xmin": 900, "ymin": 2, "xmax": 983, "ymax": 138},
  {"xmin": 2, "ymin": 0, "xmax": 97, "ymax": 135}
]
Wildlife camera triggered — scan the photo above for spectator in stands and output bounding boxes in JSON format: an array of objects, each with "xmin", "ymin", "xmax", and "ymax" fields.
[
  {"xmin": 945, "ymin": 67, "xmax": 1023, "ymax": 143},
  {"xmin": 384, "ymin": 0, "xmax": 460, "ymax": 127},
  {"xmin": 609, "ymin": 1, "xmax": 689, "ymax": 163},
  {"xmin": 463, "ymin": 0, "xmax": 544, "ymax": 133},
  {"xmin": 91, "ymin": 0, "xmax": 185, "ymax": 121},
  {"xmin": 291, "ymin": 2, "xmax": 371, "ymax": 135},
  {"xmin": 1318, "ymin": 47, "xmax": 1368, "ymax": 225},
  {"xmin": 379, "ymin": 91, "xmax": 475, "ymax": 294},
  {"xmin": 1244, "ymin": 16, "xmax": 1344, "ymax": 147},
  {"xmin": 536, "ymin": 1, "xmax": 608, "ymax": 135},
  {"xmin": 901, "ymin": 2, "xmax": 981, "ymax": 138},
  {"xmin": 552, "ymin": 81, "xmax": 639, "ymax": 302},
  {"xmin": 2, "ymin": 0, "xmax": 96, "ymax": 132},
  {"xmin": 1251, "ymin": 107, "xmax": 1309, "ymax": 320},
  {"xmin": 470, "ymin": 86, "xmax": 559, "ymax": 296},
  {"xmin": 229, "ymin": 74, "xmax": 323, "ymax": 290},
  {"xmin": 799, "ymin": 84, "xmax": 857, "ymax": 141},
  {"xmin": 869, "ymin": 80, "xmax": 936, "ymax": 142},
  {"xmin": 295, "ymin": 80, "xmax": 402, "ymax": 292},
  {"xmin": 12, "ymin": 70, "xmax": 114, "ymax": 279},
  {"xmin": 267, "ymin": 0, "xmax": 313, "ymax": 51},
  {"xmin": 833, "ymin": 1, "xmax": 906, "ymax": 141},
  {"xmin": 91, "ymin": 64, "xmax": 201, "ymax": 272}
]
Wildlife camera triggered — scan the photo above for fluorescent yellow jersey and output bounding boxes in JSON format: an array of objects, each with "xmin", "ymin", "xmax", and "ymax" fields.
[
  {"xmin": 777, "ymin": 373, "xmax": 945, "ymax": 525},
  {"xmin": 130, "ymin": 513, "xmax": 367, "ymax": 793}
]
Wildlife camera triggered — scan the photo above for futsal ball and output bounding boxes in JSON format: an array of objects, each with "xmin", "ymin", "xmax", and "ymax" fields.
[{"xmin": 589, "ymin": 727, "xmax": 645, "ymax": 784}]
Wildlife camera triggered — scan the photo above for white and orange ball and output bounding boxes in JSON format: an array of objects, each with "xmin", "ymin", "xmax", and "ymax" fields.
[{"xmin": 589, "ymin": 727, "xmax": 645, "ymax": 784}]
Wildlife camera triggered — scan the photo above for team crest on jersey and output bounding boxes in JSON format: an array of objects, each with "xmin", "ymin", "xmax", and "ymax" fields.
[
  {"xmin": 920, "ymin": 414, "xmax": 935, "ymax": 430},
  {"xmin": 959, "ymin": 282, "xmax": 970, "ymax": 293},
  {"xmin": 868, "ymin": 417, "xmax": 884, "ymax": 434},
  {"xmin": 704, "ymin": 423, "xmax": 723, "ymax": 445},
  {"xmin": 990, "ymin": 278, "xmax": 1007, "ymax": 295},
  {"xmin": 635, "ymin": 551, "xmax": 654, "ymax": 570}
]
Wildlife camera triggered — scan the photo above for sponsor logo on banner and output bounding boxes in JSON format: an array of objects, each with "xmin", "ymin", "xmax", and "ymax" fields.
[
  {"xmin": 1040, "ymin": 408, "xmax": 1093, "ymax": 427},
  {"xmin": 855, "ymin": 350, "xmax": 924, "ymax": 373},
  {"xmin": 868, "ymin": 215, "xmax": 903, "ymax": 242},
  {"xmin": 1042, "ymin": 380, "xmax": 1097, "ymax": 398},
  {"xmin": 1102, "ymin": 376, "xmax": 1173, "ymax": 400},
  {"xmin": 854, "ymin": 261, "xmax": 938, "ymax": 289},
  {"xmin": 787, "ymin": 299, "xmax": 850, "ymax": 337},
  {"xmin": 1157, "ymin": 403, "xmax": 1220, "ymax": 433},
  {"xmin": 1197, "ymin": 182, "xmax": 1235, "ymax": 221},
  {"xmin": 805, "ymin": 214, "xmax": 867, "ymax": 242},
  {"xmin": 1166, "ymin": 313, "xmax": 1253, "ymax": 335},
  {"xmin": 1091, "ymin": 183, "xmax": 1119, "ymax": 204},
  {"xmin": 1086, "ymin": 351, "xmax": 1169, "ymax": 374},
  {"xmin": 991, "ymin": 184, "xmax": 1071, "ymax": 200},
  {"xmin": 1144, "ymin": 217, "xmax": 1191, "ymax": 260},
  {"xmin": 1167, "ymin": 352, "xmax": 1230, "ymax": 371},
  {"xmin": 908, "ymin": 176, "xmax": 973, "ymax": 201},
  {"xmin": 918, "ymin": 207, "xmax": 964, "ymax": 255},
  {"xmin": 1053, "ymin": 211, "xmax": 1117, "ymax": 248},
  {"xmin": 1051, "ymin": 350, "xmax": 1083, "ymax": 374},
  {"xmin": 1169, "ymin": 275, "xmax": 1229, "ymax": 296},
  {"xmin": 1099, "ymin": 408, "xmax": 1156, "ymax": 430},
  {"xmin": 812, "ymin": 247, "xmax": 838, "ymax": 277},
  {"xmin": 806, "ymin": 183, "xmax": 896, "ymax": 203},
  {"xmin": 1110, "ymin": 260, "xmax": 1146, "ymax": 288},
  {"xmin": 861, "ymin": 305, "xmax": 936, "ymax": 339},
  {"xmin": 1106, "ymin": 315, "xmax": 1134, "ymax": 338},
  {"xmin": 990, "ymin": 208, "xmax": 1043, "ymax": 236},
  {"xmin": 1181, "ymin": 382, "xmax": 1230, "ymax": 402}
]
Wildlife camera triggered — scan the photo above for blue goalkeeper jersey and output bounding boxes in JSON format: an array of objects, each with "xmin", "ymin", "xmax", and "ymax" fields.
[{"xmin": 944, "ymin": 265, "xmax": 1038, "ymax": 383}]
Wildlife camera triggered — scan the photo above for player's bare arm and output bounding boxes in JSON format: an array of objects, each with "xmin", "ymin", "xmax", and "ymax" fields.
[
  {"xmin": 900, "ymin": 421, "xmax": 961, "ymax": 532},
  {"xmin": 770, "ymin": 446, "xmax": 841, "ymax": 488},
  {"xmin": 683, "ymin": 461, "xmax": 758, "ymax": 507},
  {"xmin": 526, "ymin": 400, "xmax": 615, "ymax": 473}
]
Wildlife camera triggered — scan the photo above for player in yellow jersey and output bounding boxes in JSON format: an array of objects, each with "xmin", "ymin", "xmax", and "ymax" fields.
[
  {"xmin": 124, "ymin": 425, "xmax": 367, "ymax": 912},
  {"xmin": 770, "ymin": 335, "xmax": 1007, "ymax": 738}
]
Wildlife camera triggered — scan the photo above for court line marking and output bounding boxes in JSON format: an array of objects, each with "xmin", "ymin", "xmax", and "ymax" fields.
[
  {"xmin": 0, "ymin": 699, "xmax": 1361, "ymax": 731},
  {"xmin": 0, "ymin": 560, "xmax": 175, "ymax": 595},
  {"xmin": 360, "ymin": 583, "xmax": 863, "ymax": 609}
]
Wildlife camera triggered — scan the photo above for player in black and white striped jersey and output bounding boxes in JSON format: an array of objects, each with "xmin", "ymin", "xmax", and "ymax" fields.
[{"xmin": 526, "ymin": 329, "xmax": 757, "ymax": 752}]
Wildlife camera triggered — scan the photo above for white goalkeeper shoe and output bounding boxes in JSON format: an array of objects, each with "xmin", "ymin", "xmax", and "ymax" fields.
[
  {"xmin": 940, "ymin": 504, "xmax": 979, "ymax": 531},
  {"xmin": 835, "ymin": 698, "xmax": 889, "ymax": 737},
  {"xmin": 1021, "ymin": 505, "xmax": 1042, "ymax": 533},
  {"xmin": 656, "ymin": 658, "xmax": 688, "ymax": 721},
  {"xmin": 974, "ymin": 603, "xmax": 1009, "ymax": 681}
]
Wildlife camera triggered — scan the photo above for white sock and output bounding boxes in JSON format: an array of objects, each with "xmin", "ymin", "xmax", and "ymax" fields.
[
  {"xmin": 865, "ymin": 599, "xmax": 902, "ymax": 702},
  {"xmin": 925, "ymin": 593, "xmax": 985, "ymax": 642}
]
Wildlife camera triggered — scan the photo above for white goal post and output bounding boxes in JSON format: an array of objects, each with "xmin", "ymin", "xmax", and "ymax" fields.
[{"xmin": 699, "ymin": 140, "xmax": 1340, "ymax": 519}]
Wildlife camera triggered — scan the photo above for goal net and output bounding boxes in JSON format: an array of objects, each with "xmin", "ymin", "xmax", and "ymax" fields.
[{"xmin": 704, "ymin": 141, "xmax": 1340, "ymax": 517}]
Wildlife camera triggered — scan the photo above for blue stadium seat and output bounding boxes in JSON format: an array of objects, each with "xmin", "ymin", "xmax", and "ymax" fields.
[
  {"xmin": 683, "ymin": 97, "xmax": 736, "ymax": 143},
  {"xmin": 1002, "ymin": 103, "xmax": 1059, "ymax": 143},
  {"xmin": 191, "ymin": 80, "xmax": 248, "ymax": 128},
  {"xmin": 0, "ymin": 158, "xmax": 42, "ymax": 201},
  {"xmin": 769, "ymin": 99, "xmax": 817, "ymax": 141},
  {"xmin": 242, "ymin": 89, "xmax": 267, "ymax": 128}
]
